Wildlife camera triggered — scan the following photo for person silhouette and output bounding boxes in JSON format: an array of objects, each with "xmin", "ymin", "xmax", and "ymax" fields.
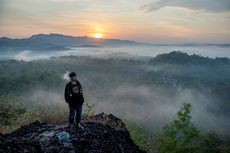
[{"xmin": 64, "ymin": 72, "xmax": 84, "ymax": 129}]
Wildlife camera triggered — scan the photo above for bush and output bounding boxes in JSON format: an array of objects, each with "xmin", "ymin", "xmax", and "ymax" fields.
[
  {"xmin": 0, "ymin": 93, "xmax": 26, "ymax": 126},
  {"xmin": 219, "ymin": 145, "xmax": 230, "ymax": 153},
  {"xmin": 198, "ymin": 132, "xmax": 221, "ymax": 153},
  {"xmin": 29, "ymin": 104, "xmax": 68, "ymax": 124},
  {"xmin": 83, "ymin": 103, "xmax": 95, "ymax": 120},
  {"xmin": 123, "ymin": 119, "xmax": 155, "ymax": 152}
]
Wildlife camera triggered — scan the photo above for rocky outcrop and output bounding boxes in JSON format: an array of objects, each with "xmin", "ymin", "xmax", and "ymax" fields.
[{"xmin": 0, "ymin": 113, "xmax": 146, "ymax": 153}]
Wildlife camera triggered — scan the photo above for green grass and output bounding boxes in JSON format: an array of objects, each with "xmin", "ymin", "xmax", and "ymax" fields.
[{"xmin": 122, "ymin": 119, "xmax": 155, "ymax": 152}]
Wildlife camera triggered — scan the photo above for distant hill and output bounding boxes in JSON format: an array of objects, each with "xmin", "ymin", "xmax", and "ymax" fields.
[
  {"xmin": 0, "ymin": 33, "xmax": 151, "ymax": 52},
  {"xmin": 149, "ymin": 51, "xmax": 230, "ymax": 65}
]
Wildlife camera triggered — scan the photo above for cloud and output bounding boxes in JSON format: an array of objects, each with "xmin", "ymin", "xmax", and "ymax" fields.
[
  {"xmin": 49, "ymin": 0, "xmax": 77, "ymax": 2},
  {"xmin": 62, "ymin": 71, "xmax": 70, "ymax": 81},
  {"xmin": 140, "ymin": 0, "xmax": 230, "ymax": 13},
  {"xmin": 14, "ymin": 51, "xmax": 50, "ymax": 61}
]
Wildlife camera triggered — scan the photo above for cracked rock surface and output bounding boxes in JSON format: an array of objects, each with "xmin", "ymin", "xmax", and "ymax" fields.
[{"xmin": 0, "ymin": 113, "xmax": 146, "ymax": 153}]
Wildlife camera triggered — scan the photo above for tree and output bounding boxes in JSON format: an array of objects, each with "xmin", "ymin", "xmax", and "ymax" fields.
[{"xmin": 156, "ymin": 103, "xmax": 199, "ymax": 153}]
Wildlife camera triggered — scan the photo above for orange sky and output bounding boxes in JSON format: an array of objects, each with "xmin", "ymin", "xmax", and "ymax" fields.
[{"xmin": 0, "ymin": 0, "xmax": 230, "ymax": 43}]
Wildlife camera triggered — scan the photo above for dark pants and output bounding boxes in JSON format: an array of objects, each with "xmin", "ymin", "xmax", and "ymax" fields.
[{"xmin": 68, "ymin": 104, "xmax": 82, "ymax": 124}]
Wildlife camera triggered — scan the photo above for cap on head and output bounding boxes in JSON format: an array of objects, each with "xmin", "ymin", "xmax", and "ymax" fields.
[{"xmin": 69, "ymin": 72, "xmax": 76, "ymax": 78}]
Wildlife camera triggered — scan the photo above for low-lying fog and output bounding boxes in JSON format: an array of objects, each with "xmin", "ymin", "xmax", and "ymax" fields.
[
  {"xmin": 1, "ymin": 45, "xmax": 230, "ymax": 61},
  {"xmin": 0, "ymin": 46, "xmax": 230, "ymax": 137}
]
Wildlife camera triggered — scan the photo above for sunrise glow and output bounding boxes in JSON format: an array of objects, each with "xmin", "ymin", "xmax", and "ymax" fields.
[
  {"xmin": 0, "ymin": 0, "xmax": 229, "ymax": 43},
  {"xmin": 93, "ymin": 33, "xmax": 103, "ymax": 39}
]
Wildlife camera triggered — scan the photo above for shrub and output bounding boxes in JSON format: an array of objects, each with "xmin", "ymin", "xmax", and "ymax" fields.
[
  {"xmin": 123, "ymin": 119, "xmax": 155, "ymax": 152},
  {"xmin": 83, "ymin": 103, "xmax": 95, "ymax": 120},
  {"xmin": 0, "ymin": 93, "xmax": 26, "ymax": 126},
  {"xmin": 29, "ymin": 104, "xmax": 68, "ymax": 124}
]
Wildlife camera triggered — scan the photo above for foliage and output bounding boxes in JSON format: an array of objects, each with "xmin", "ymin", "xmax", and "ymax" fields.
[
  {"xmin": 123, "ymin": 119, "xmax": 155, "ymax": 152},
  {"xmin": 0, "ymin": 93, "xmax": 26, "ymax": 126},
  {"xmin": 83, "ymin": 103, "xmax": 95, "ymax": 120},
  {"xmin": 156, "ymin": 103, "xmax": 199, "ymax": 153},
  {"xmin": 156, "ymin": 103, "xmax": 230, "ymax": 153},
  {"xmin": 198, "ymin": 132, "xmax": 221, "ymax": 153},
  {"xmin": 29, "ymin": 104, "xmax": 68, "ymax": 124},
  {"xmin": 218, "ymin": 145, "xmax": 230, "ymax": 153},
  {"xmin": 150, "ymin": 51, "xmax": 230, "ymax": 65}
]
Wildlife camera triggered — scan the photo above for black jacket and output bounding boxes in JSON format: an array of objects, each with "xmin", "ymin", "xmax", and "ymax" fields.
[{"xmin": 64, "ymin": 80, "xmax": 84, "ymax": 106}]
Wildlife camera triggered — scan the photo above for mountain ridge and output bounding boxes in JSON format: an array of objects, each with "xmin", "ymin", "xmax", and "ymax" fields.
[
  {"xmin": 1, "ymin": 33, "xmax": 229, "ymax": 52},
  {"xmin": 0, "ymin": 33, "xmax": 151, "ymax": 52}
]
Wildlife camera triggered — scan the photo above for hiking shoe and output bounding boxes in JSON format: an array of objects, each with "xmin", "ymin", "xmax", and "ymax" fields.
[
  {"xmin": 68, "ymin": 123, "xmax": 74, "ymax": 128},
  {"xmin": 77, "ymin": 123, "xmax": 84, "ymax": 130}
]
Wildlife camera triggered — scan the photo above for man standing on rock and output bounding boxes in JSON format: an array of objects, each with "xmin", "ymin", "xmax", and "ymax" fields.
[{"xmin": 64, "ymin": 72, "xmax": 84, "ymax": 129}]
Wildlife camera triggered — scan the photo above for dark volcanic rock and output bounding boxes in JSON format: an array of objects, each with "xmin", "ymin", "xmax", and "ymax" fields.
[{"xmin": 0, "ymin": 113, "xmax": 146, "ymax": 153}]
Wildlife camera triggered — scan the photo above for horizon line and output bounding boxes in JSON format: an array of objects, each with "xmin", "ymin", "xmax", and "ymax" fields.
[{"xmin": 1, "ymin": 33, "xmax": 230, "ymax": 45}]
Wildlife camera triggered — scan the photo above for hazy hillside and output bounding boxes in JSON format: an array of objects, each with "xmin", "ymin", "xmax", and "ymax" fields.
[
  {"xmin": 1, "ymin": 51, "xmax": 230, "ymax": 152},
  {"xmin": 0, "ymin": 51, "xmax": 230, "ymax": 133},
  {"xmin": 0, "ymin": 33, "xmax": 150, "ymax": 52}
]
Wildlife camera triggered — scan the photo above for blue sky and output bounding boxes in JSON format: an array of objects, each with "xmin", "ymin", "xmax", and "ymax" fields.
[{"xmin": 0, "ymin": 0, "xmax": 229, "ymax": 43}]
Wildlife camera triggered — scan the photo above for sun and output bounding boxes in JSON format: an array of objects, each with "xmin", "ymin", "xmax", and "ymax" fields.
[{"xmin": 94, "ymin": 33, "xmax": 103, "ymax": 38}]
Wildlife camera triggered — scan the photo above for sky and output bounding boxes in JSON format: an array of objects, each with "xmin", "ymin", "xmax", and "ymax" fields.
[{"xmin": 0, "ymin": 0, "xmax": 230, "ymax": 43}]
